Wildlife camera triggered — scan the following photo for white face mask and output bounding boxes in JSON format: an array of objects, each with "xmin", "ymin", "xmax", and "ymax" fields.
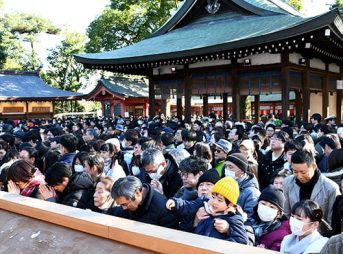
[
  {"xmin": 132, "ymin": 166, "xmax": 140, "ymax": 176},
  {"xmin": 257, "ymin": 203, "xmax": 278, "ymax": 222},
  {"xmin": 121, "ymin": 140, "xmax": 127, "ymax": 148},
  {"xmin": 289, "ymin": 216, "xmax": 313, "ymax": 236},
  {"xmin": 225, "ymin": 169, "xmax": 236, "ymax": 179},
  {"xmin": 74, "ymin": 164, "xmax": 84, "ymax": 173},
  {"xmin": 148, "ymin": 165, "xmax": 163, "ymax": 181}
]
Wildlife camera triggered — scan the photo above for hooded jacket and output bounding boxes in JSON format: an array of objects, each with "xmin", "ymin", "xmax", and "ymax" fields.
[
  {"xmin": 194, "ymin": 212, "xmax": 249, "ymax": 244},
  {"xmin": 237, "ymin": 173, "xmax": 261, "ymax": 223}
]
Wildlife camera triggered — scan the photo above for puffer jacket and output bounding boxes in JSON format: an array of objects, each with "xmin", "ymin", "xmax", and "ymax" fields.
[
  {"xmin": 194, "ymin": 212, "xmax": 249, "ymax": 244},
  {"xmin": 58, "ymin": 172, "xmax": 95, "ymax": 209},
  {"xmin": 237, "ymin": 173, "xmax": 260, "ymax": 223}
]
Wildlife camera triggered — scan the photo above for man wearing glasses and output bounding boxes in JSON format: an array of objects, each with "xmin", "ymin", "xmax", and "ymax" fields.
[
  {"xmin": 258, "ymin": 131, "xmax": 289, "ymax": 190},
  {"xmin": 112, "ymin": 176, "xmax": 178, "ymax": 229}
]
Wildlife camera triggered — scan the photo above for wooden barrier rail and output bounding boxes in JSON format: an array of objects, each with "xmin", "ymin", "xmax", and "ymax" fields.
[{"xmin": 0, "ymin": 192, "xmax": 279, "ymax": 254}]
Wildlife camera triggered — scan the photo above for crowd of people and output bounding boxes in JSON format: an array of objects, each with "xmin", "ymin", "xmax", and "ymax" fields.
[{"xmin": 0, "ymin": 112, "xmax": 343, "ymax": 253}]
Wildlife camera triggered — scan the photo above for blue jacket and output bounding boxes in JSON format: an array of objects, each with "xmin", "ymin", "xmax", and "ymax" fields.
[
  {"xmin": 195, "ymin": 212, "xmax": 249, "ymax": 244},
  {"xmin": 171, "ymin": 196, "xmax": 207, "ymax": 232},
  {"xmin": 171, "ymin": 197, "xmax": 249, "ymax": 244},
  {"xmin": 237, "ymin": 173, "xmax": 261, "ymax": 223},
  {"xmin": 58, "ymin": 152, "xmax": 76, "ymax": 167}
]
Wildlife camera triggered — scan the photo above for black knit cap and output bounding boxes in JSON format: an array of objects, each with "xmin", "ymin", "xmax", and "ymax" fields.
[
  {"xmin": 226, "ymin": 153, "xmax": 249, "ymax": 172},
  {"xmin": 196, "ymin": 169, "xmax": 220, "ymax": 189},
  {"xmin": 258, "ymin": 184, "xmax": 285, "ymax": 211}
]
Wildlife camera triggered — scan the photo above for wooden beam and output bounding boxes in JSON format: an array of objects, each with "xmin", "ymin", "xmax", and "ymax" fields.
[
  {"xmin": 295, "ymin": 90, "xmax": 302, "ymax": 123},
  {"xmin": 184, "ymin": 65, "xmax": 192, "ymax": 123},
  {"xmin": 338, "ymin": 66, "xmax": 343, "ymax": 123},
  {"xmin": 302, "ymin": 61, "xmax": 310, "ymax": 122},
  {"xmin": 223, "ymin": 92, "xmax": 228, "ymax": 122},
  {"xmin": 148, "ymin": 76, "xmax": 156, "ymax": 119},
  {"xmin": 281, "ymin": 52, "xmax": 290, "ymax": 120},
  {"xmin": 0, "ymin": 192, "xmax": 278, "ymax": 254},
  {"xmin": 203, "ymin": 94, "xmax": 209, "ymax": 116},
  {"xmin": 231, "ymin": 60, "xmax": 240, "ymax": 120},
  {"xmin": 322, "ymin": 64, "xmax": 329, "ymax": 118},
  {"xmin": 254, "ymin": 95, "xmax": 260, "ymax": 122}
]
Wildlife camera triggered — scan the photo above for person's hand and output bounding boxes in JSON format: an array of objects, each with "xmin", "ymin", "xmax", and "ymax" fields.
[
  {"xmin": 39, "ymin": 185, "xmax": 56, "ymax": 200},
  {"xmin": 7, "ymin": 180, "xmax": 20, "ymax": 195},
  {"xmin": 151, "ymin": 179, "xmax": 163, "ymax": 194},
  {"xmin": 257, "ymin": 244, "xmax": 265, "ymax": 248},
  {"xmin": 214, "ymin": 218, "xmax": 230, "ymax": 234},
  {"xmin": 235, "ymin": 204, "xmax": 248, "ymax": 222},
  {"xmin": 166, "ymin": 199, "xmax": 175, "ymax": 210},
  {"xmin": 194, "ymin": 207, "xmax": 210, "ymax": 227}
]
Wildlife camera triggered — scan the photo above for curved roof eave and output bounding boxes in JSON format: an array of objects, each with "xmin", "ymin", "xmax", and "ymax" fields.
[{"xmin": 74, "ymin": 10, "xmax": 341, "ymax": 66}]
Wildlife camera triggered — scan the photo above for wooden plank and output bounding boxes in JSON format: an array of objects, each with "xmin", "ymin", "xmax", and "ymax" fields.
[{"xmin": 0, "ymin": 192, "xmax": 279, "ymax": 254}]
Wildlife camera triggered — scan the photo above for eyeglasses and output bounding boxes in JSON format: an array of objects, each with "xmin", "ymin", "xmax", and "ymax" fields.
[{"xmin": 270, "ymin": 137, "xmax": 283, "ymax": 142}]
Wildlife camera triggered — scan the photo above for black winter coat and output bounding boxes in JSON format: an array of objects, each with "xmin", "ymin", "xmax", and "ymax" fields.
[
  {"xmin": 258, "ymin": 150, "xmax": 285, "ymax": 190},
  {"xmin": 116, "ymin": 184, "xmax": 178, "ymax": 229},
  {"xmin": 58, "ymin": 172, "xmax": 95, "ymax": 209}
]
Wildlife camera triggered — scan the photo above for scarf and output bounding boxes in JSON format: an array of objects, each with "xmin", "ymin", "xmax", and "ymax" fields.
[
  {"xmin": 253, "ymin": 220, "xmax": 282, "ymax": 244},
  {"xmin": 281, "ymin": 230, "xmax": 323, "ymax": 254},
  {"xmin": 20, "ymin": 169, "xmax": 46, "ymax": 197},
  {"xmin": 296, "ymin": 169, "xmax": 320, "ymax": 200}
]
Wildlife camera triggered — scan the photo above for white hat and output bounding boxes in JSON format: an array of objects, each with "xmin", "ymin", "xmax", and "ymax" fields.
[
  {"xmin": 105, "ymin": 138, "xmax": 120, "ymax": 150},
  {"xmin": 325, "ymin": 115, "xmax": 336, "ymax": 121}
]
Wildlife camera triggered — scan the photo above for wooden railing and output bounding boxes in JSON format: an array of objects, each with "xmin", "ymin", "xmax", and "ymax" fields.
[{"xmin": 0, "ymin": 192, "xmax": 279, "ymax": 254}]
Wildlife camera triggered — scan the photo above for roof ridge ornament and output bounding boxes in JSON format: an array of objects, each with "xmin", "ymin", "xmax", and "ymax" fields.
[{"xmin": 205, "ymin": 0, "xmax": 221, "ymax": 14}]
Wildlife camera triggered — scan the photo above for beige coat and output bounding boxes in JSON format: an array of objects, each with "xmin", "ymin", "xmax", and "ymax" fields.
[{"xmin": 283, "ymin": 174, "xmax": 340, "ymax": 225}]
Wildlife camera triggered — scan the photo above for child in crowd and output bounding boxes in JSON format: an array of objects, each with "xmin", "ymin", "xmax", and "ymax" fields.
[
  {"xmin": 167, "ymin": 176, "xmax": 248, "ymax": 244},
  {"xmin": 252, "ymin": 185, "xmax": 290, "ymax": 251}
]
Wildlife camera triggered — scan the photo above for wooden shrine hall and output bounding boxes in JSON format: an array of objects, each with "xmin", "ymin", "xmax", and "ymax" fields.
[{"xmin": 75, "ymin": 0, "xmax": 343, "ymax": 123}]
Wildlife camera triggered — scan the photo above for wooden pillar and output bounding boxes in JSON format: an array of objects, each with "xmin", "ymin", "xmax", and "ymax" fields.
[
  {"xmin": 231, "ymin": 59, "xmax": 240, "ymax": 120},
  {"xmin": 322, "ymin": 64, "xmax": 329, "ymax": 118},
  {"xmin": 184, "ymin": 65, "xmax": 192, "ymax": 123},
  {"xmin": 223, "ymin": 92, "xmax": 228, "ymax": 122},
  {"xmin": 148, "ymin": 76, "xmax": 156, "ymax": 118},
  {"xmin": 160, "ymin": 97, "xmax": 167, "ymax": 116},
  {"xmin": 295, "ymin": 90, "xmax": 302, "ymax": 123},
  {"xmin": 281, "ymin": 52, "xmax": 290, "ymax": 120},
  {"xmin": 254, "ymin": 95, "xmax": 260, "ymax": 122},
  {"xmin": 337, "ymin": 67, "xmax": 343, "ymax": 124},
  {"xmin": 203, "ymin": 95, "xmax": 209, "ymax": 117},
  {"xmin": 302, "ymin": 61, "xmax": 310, "ymax": 122}
]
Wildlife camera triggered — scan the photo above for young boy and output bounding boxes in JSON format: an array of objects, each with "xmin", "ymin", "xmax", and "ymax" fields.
[{"xmin": 167, "ymin": 176, "xmax": 248, "ymax": 244}]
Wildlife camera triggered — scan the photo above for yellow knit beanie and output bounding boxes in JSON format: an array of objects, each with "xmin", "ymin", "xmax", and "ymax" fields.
[{"xmin": 211, "ymin": 176, "xmax": 240, "ymax": 205}]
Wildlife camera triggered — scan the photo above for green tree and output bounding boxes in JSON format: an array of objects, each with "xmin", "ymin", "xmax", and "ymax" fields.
[
  {"xmin": 287, "ymin": 0, "xmax": 303, "ymax": 11},
  {"xmin": 86, "ymin": 0, "xmax": 182, "ymax": 52},
  {"xmin": 0, "ymin": 13, "xmax": 59, "ymax": 70},
  {"xmin": 42, "ymin": 32, "xmax": 92, "ymax": 113}
]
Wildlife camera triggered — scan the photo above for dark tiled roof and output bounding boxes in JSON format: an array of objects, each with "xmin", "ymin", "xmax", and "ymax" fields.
[
  {"xmin": 75, "ymin": 11, "xmax": 320, "ymax": 64},
  {"xmin": 99, "ymin": 77, "xmax": 149, "ymax": 98},
  {"xmin": 0, "ymin": 71, "xmax": 84, "ymax": 100}
]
